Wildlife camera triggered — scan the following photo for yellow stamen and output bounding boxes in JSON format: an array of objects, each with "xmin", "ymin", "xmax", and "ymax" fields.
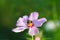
[
  {"xmin": 27, "ymin": 20, "xmax": 33, "ymax": 27},
  {"xmin": 28, "ymin": 23, "xmax": 33, "ymax": 27}
]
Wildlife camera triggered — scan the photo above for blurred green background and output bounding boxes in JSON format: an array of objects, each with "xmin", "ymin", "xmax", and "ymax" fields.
[{"xmin": 0, "ymin": 0, "xmax": 60, "ymax": 40}]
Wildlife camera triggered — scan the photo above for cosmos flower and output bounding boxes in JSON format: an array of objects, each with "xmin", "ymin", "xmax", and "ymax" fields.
[{"xmin": 12, "ymin": 12, "xmax": 47, "ymax": 36}]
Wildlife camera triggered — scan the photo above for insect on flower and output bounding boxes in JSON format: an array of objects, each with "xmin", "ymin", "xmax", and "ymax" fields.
[{"xmin": 12, "ymin": 12, "xmax": 47, "ymax": 36}]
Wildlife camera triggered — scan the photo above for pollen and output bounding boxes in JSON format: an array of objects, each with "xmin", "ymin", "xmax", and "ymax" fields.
[
  {"xmin": 28, "ymin": 23, "xmax": 33, "ymax": 27},
  {"xmin": 27, "ymin": 20, "xmax": 33, "ymax": 28}
]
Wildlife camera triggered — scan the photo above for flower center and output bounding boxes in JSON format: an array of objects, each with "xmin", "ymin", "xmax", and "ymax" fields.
[{"xmin": 27, "ymin": 20, "xmax": 33, "ymax": 28}]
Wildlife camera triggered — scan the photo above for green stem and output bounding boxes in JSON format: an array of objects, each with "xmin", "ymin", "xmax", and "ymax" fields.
[
  {"xmin": 52, "ymin": 0, "xmax": 57, "ymax": 29},
  {"xmin": 52, "ymin": 0, "xmax": 57, "ymax": 21},
  {"xmin": 32, "ymin": 35, "xmax": 34, "ymax": 40}
]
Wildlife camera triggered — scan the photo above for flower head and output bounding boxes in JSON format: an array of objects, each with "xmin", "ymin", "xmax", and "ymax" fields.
[
  {"xmin": 35, "ymin": 36, "xmax": 40, "ymax": 40},
  {"xmin": 12, "ymin": 12, "xmax": 47, "ymax": 36}
]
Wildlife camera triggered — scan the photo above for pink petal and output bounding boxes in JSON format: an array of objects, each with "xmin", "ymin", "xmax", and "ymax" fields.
[
  {"xmin": 28, "ymin": 27, "xmax": 39, "ymax": 36},
  {"xmin": 16, "ymin": 17, "xmax": 26, "ymax": 27},
  {"xmin": 29, "ymin": 12, "xmax": 39, "ymax": 21},
  {"xmin": 12, "ymin": 27, "xmax": 26, "ymax": 33},
  {"xmin": 23, "ymin": 15, "xmax": 28, "ymax": 25},
  {"xmin": 35, "ymin": 36, "xmax": 40, "ymax": 40},
  {"xmin": 38, "ymin": 18, "xmax": 47, "ymax": 26},
  {"xmin": 33, "ymin": 18, "xmax": 47, "ymax": 27}
]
